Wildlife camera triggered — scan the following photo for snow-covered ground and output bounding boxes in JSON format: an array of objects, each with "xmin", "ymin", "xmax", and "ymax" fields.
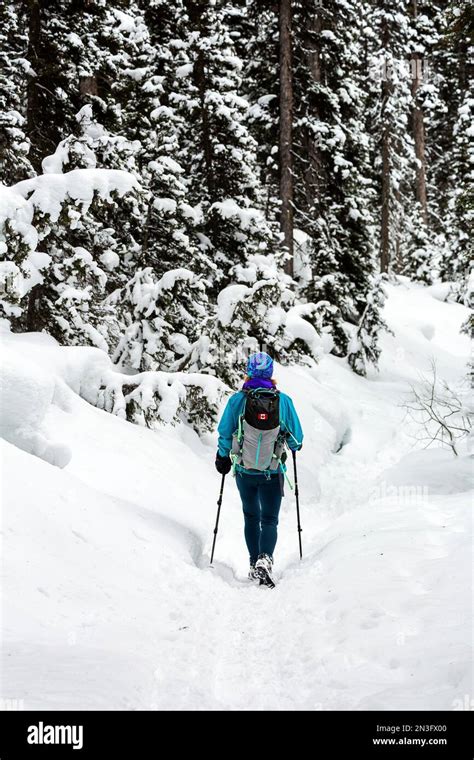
[{"xmin": 1, "ymin": 281, "xmax": 472, "ymax": 710}]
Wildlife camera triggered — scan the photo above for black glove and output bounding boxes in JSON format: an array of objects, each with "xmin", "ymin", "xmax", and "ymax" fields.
[{"xmin": 215, "ymin": 452, "xmax": 231, "ymax": 475}]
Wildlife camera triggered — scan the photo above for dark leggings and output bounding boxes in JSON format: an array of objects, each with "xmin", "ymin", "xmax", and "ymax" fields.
[{"xmin": 236, "ymin": 472, "xmax": 282, "ymax": 565}]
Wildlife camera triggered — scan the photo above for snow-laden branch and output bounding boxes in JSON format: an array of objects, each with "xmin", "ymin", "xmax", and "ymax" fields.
[
  {"xmin": 13, "ymin": 168, "xmax": 139, "ymax": 224},
  {"xmin": 0, "ymin": 168, "xmax": 140, "ymax": 317}
]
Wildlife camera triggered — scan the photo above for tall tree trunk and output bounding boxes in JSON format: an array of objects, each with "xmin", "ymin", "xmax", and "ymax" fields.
[
  {"xmin": 195, "ymin": 49, "xmax": 214, "ymax": 201},
  {"xmin": 279, "ymin": 0, "xmax": 294, "ymax": 276},
  {"xmin": 187, "ymin": 0, "xmax": 214, "ymax": 201},
  {"xmin": 25, "ymin": 0, "xmax": 43, "ymax": 329},
  {"xmin": 25, "ymin": 284, "xmax": 43, "ymax": 331},
  {"xmin": 80, "ymin": 76, "xmax": 98, "ymax": 97},
  {"xmin": 380, "ymin": 17, "xmax": 392, "ymax": 274},
  {"xmin": 26, "ymin": 0, "xmax": 42, "ymax": 172},
  {"xmin": 380, "ymin": 122, "xmax": 391, "ymax": 273},
  {"xmin": 411, "ymin": 0, "xmax": 428, "ymax": 223},
  {"xmin": 304, "ymin": 9, "xmax": 323, "ymax": 208}
]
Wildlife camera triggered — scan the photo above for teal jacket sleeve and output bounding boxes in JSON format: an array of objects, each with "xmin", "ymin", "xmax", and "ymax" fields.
[
  {"xmin": 281, "ymin": 394, "xmax": 304, "ymax": 451},
  {"xmin": 217, "ymin": 393, "xmax": 244, "ymax": 457}
]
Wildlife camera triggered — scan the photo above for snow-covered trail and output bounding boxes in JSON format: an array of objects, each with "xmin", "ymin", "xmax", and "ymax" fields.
[
  {"xmin": 148, "ymin": 354, "xmax": 471, "ymax": 711},
  {"xmin": 1, "ymin": 281, "xmax": 472, "ymax": 710}
]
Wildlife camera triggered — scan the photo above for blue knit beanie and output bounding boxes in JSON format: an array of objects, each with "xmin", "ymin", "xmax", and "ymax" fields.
[{"xmin": 246, "ymin": 352, "xmax": 274, "ymax": 379}]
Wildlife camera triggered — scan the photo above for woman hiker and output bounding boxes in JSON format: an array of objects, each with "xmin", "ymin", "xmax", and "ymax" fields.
[{"xmin": 215, "ymin": 352, "xmax": 303, "ymax": 587}]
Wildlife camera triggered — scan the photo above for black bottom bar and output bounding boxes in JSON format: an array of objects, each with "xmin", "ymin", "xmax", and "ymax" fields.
[{"xmin": 0, "ymin": 710, "xmax": 472, "ymax": 757}]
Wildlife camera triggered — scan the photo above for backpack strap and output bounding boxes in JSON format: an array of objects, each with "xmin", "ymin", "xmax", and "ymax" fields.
[
  {"xmin": 230, "ymin": 391, "xmax": 248, "ymax": 475},
  {"xmin": 246, "ymin": 387, "xmax": 280, "ymax": 398},
  {"xmin": 237, "ymin": 411, "xmax": 244, "ymax": 444}
]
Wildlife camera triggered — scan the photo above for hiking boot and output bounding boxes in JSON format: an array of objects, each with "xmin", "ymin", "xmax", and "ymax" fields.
[
  {"xmin": 255, "ymin": 553, "xmax": 275, "ymax": 588},
  {"xmin": 248, "ymin": 564, "xmax": 259, "ymax": 581}
]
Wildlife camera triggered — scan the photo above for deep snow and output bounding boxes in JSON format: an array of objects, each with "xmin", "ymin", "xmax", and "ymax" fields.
[{"xmin": 1, "ymin": 280, "xmax": 472, "ymax": 710}]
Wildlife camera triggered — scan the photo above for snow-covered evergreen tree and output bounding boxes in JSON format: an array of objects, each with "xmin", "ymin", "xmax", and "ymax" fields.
[
  {"xmin": 366, "ymin": 0, "xmax": 415, "ymax": 276},
  {"xmin": 0, "ymin": 166, "xmax": 138, "ymax": 333},
  {"xmin": 0, "ymin": 0, "xmax": 471, "ymax": 431},
  {"xmin": 111, "ymin": 267, "xmax": 208, "ymax": 372},
  {"xmin": 178, "ymin": 251, "xmax": 287, "ymax": 387},
  {"xmin": 399, "ymin": 1, "xmax": 444, "ymax": 284},
  {"xmin": 0, "ymin": 2, "xmax": 34, "ymax": 184},
  {"xmin": 436, "ymin": 1, "xmax": 473, "ymax": 298},
  {"xmin": 139, "ymin": 104, "xmax": 206, "ymax": 278},
  {"xmin": 348, "ymin": 275, "xmax": 392, "ymax": 376},
  {"xmin": 240, "ymin": 0, "xmax": 280, "ymax": 217},
  {"xmin": 290, "ymin": 0, "xmax": 378, "ymax": 356},
  {"xmin": 16, "ymin": 106, "xmax": 141, "ymax": 347},
  {"xmin": 169, "ymin": 0, "xmax": 275, "ymax": 294}
]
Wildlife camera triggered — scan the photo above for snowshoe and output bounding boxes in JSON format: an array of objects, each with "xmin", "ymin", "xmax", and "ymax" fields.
[{"xmin": 255, "ymin": 553, "xmax": 275, "ymax": 589}]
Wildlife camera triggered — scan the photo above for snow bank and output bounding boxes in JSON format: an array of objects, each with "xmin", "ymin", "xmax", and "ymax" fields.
[
  {"xmin": 425, "ymin": 282, "xmax": 454, "ymax": 302},
  {"xmin": 381, "ymin": 448, "xmax": 474, "ymax": 495},
  {"xmin": 0, "ymin": 345, "xmax": 71, "ymax": 468},
  {"xmin": 0, "ymin": 325, "xmax": 227, "ymax": 449}
]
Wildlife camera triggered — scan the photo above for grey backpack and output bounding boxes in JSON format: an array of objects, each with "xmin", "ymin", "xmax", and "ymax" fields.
[{"xmin": 231, "ymin": 388, "xmax": 286, "ymax": 472}]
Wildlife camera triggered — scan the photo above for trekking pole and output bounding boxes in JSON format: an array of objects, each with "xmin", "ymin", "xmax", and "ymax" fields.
[
  {"xmin": 292, "ymin": 450, "xmax": 303, "ymax": 559},
  {"xmin": 210, "ymin": 474, "xmax": 226, "ymax": 565}
]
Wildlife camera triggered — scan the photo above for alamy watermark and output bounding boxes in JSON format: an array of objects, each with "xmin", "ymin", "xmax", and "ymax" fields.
[
  {"xmin": 369, "ymin": 481, "xmax": 429, "ymax": 507},
  {"xmin": 452, "ymin": 694, "xmax": 474, "ymax": 711},
  {"xmin": 27, "ymin": 721, "xmax": 83, "ymax": 750},
  {"xmin": 198, "ymin": 336, "xmax": 273, "ymax": 372},
  {"xmin": 369, "ymin": 56, "xmax": 432, "ymax": 83},
  {"xmin": 0, "ymin": 697, "xmax": 25, "ymax": 711},
  {"xmin": 0, "ymin": 266, "xmax": 22, "ymax": 299}
]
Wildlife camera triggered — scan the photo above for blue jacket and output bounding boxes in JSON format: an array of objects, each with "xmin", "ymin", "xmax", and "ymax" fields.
[{"xmin": 217, "ymin": 389, "xmax": 303, "ymax": 463}]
